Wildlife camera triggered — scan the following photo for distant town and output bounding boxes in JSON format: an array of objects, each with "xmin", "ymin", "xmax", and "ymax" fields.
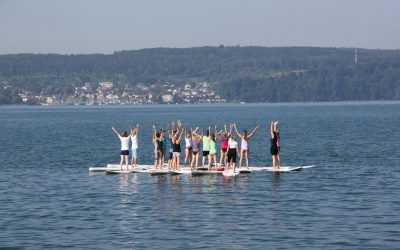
[{"xmin": 16, "ymin": 81, "xmax": 227, "ymax": 105}]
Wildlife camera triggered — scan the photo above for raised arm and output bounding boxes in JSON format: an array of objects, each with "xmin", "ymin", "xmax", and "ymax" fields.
[
  {"xmin": 135, "ymin": 123, "xmax": 140, "ymax": 136},
  {"xmin": 199, "ymin": 128, "xmax": 204, "ymax": 138},
  {"xmin": 273, "ymin": 121, "xmax": 279, "ymax": 133},
  {"xmin": 233, "ymin": 123, "xmax": 242, "ymax": 139},
  {"xmin": 152, "ymin": 125, "xmax": 157, "ymax": 140},
  {"xmin": 270, "ymin": 121, "xmax": 274, "ymax": 138},
  {"xmin": 112, "ymin": 127, "xmax": 120, "ymax": 137},
  {"xmin": 177, "ymin": 128, "xmax": 185, "ymax": 141},
  {"xmin": 248, "ymin": 125, "xmax": 260, "ymax": 139}
]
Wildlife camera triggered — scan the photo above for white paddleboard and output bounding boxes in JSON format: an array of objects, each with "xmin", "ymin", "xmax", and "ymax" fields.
[
  {"xmin": 148, "ymin": 169, "xmax": 170, "ymax": 175},
  {"xmin": 250, "ymin": 165, "xmax": 316, "ymax": 172},
  {"xmin": 191, "ymin": 170, "xmax": 222, "ymax": 176},
  {"xmin": 106, "ymin": 170, "xmax": 134, "ymax": 174},
  {"xmin": 264, "ymin": 166, "xmax": 303, "ymax": 172},
  {"xmin": 223, "ymin": 170, "xmax": 239, "ymax": 177},
  {"xmin": 89, "ymin": 167, "xmax": 112, "ymax": 172},
  {"xmin": 107, "ymin": 164, "xmax": 155, "ymax": 169}
]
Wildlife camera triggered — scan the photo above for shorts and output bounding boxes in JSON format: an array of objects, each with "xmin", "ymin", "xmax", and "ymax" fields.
[
  {"xmin": 169, "ymin": 152, "xmax": 173, "ymax": 160},
  {"xmin": 221, "ymin": 148, "xmax": 227, "ymax": 153},
  {"xmin": 121, "ymin": 150, "xmax": 129, "ymax": 156},
  {"xmin": 227, "ymin": 149, "xmax": 237, "ymax": 163},
  {"xmin": 155, "ymin": 150, "xmax": 162, "ymax": 160},
  {"xmin": 203, "ymin": 151, "xmax": 209, "ymax": 157},
  {"xmin": 270, "ymin": 147, "xmax": 279, "ymax": 156},
  {"xmin": 131, "ymin": 149, "xmax": 137, "ymax": 158},
  {"xmin": 173, "ymin": 152, "xmax": 181, "ymax": 157},
  {"xmin": 210, "ymin": 151, "xmax": 216, "ymax": 156},
  {"xmin": 193, "ymin": 151, "xmax": 199, "ymax": 155}
]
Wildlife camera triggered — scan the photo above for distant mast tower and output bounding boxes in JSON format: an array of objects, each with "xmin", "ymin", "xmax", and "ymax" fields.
[{"xmin": 354, "ymin": 48, "xmax": 358, "ymax": 65}]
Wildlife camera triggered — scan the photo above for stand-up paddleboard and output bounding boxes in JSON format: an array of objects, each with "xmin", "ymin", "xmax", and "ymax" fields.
[
  {"xmin": 106, "ymin": 170, "xmax": 134, "ymax": 174},
  {"xmin": 107, "ymin": 164, "xmax": 155, "ymax": 169},
  {"xmin": 239, "ymin": 168, "xmax": 253, "ymax": 173},
  {"xmin": 90, "ymin": 164, "xmax": 158, "ymax": 172},
  {"xmin": 149, "ymin": 169, "xmax": 170, "ymax": 175},
  {"xmin": 89, "ymin": 167, "xmax": 112, "ymax": 172},
  {"xmin": 169, "ymin": 170, "xmax": 182, "ymax": 175},
  {"xmin": 263, "ymin": 166, "xmax": 309, "ymax": 172},
  {"xmin": 250, "ymin": 165, "xmax": 316, "ymax": 172},
  {"xmin": 191, "ymin": 170, "xmax": 223, "ymax": 176},
  {"xmin": 170, "ymin": 168, "xmax": 192, "ymax": 175},
  {"xmin": 223, "ymin": 170, "xmax": 239, "ymax": 177}
]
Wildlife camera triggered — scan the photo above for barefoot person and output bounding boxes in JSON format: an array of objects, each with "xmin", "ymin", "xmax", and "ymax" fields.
[
  {"xmin": 152, "ymin": 125, "xmax": 164, "ymax": 169},
  {"xmin": 184, "ymin": 130, "xmax": 193, "ymax": 166},
  {"xmin": 161, "ymin": 127, "xmax": 167, "ymax": 168},
  {"xmin": 270, "ymin": 121, "xmax": 280, "ymax": 171},
  {"xmin": 130, "ymin": 124, "xmax": 139, "ymax": 169},
  {"xmin": 233, "ymin": 123, "xmax": 260, "ymax": 169},
  {"xmin": 226, "ymin": 135, "xmax": 239, "ymax": 173},
  {"xmin": 218, "ymin": 124, "xmax": 232, "ymax": 169},
  {"xmin": 191, "ymin": 127, "xmax": 203, "ymax": 171},
  {"xmin": 112, "ymin": 127, "xmax": 132, "ymax": 171},
  {"xmin": 172, "ymin": 127, "xmax": 185, "ymax": 171},
  {"xmin": 208, "ymin": 126, "xmax": 218, "ymax": 171},
  {"xmin": 202, "ymin": 129, "xmax": 211, "ymax": 168}
]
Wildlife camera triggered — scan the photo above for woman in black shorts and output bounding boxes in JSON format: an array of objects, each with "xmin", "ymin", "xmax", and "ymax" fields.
[
  {"xmin": 270, "ymin": 121, "xmax": 280, "ymax": 171},
  {"xmin": 226, "ymin": 135, "xmax": 239, "ymax": 173}
]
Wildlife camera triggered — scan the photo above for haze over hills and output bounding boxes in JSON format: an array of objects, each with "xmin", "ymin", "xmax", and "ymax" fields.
[{"xmin": 0, "ymin": 46, "xmax": 399, "ymax": 104}]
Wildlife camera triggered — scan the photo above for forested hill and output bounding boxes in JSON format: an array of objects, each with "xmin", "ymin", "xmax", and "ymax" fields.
[{"xmin": 1, "ymin": 46, "xmax": 400, "ymax": 103}]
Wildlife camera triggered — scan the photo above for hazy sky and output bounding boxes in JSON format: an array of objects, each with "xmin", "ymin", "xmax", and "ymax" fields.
[{"xmin": 0, "ymin": 0, "xmax": 399, "ymax": 54}]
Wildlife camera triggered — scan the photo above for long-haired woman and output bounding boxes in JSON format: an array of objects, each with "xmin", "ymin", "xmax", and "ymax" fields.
[{"xmin": 233, "ymin": 123, "xmax": 260, "ymax": 169}]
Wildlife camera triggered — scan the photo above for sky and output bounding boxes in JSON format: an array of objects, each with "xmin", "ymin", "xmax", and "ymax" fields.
[{"xmin": 0, "ymin": 0, "xmax": 399, "ymax": 54}]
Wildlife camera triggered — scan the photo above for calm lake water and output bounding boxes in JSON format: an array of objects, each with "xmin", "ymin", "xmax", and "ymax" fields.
[{"xmin": 0, "ymin": 102, "xmax": 399, "ymax": 249}]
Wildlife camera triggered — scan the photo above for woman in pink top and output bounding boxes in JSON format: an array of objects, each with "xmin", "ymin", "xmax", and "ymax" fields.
[{"xmin": 217, "ymin": 124, "xmax": 232, "ymax": 168}]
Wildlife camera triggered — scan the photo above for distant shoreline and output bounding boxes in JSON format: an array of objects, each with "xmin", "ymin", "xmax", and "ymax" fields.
[{"xmin": 2, "ymin": 100, "xmax": 400, "ymax": 108}]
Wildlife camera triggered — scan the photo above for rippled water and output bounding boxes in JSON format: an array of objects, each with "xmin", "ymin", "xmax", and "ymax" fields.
[{"xmin": 1, "ymin": 102, "xmax": 399, "ymax": 249}]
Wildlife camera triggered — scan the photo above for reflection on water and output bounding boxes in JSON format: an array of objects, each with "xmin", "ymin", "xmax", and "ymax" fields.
[{"xmin": 271, "ymin": 172, "xmax": 281, "ymax": 194}]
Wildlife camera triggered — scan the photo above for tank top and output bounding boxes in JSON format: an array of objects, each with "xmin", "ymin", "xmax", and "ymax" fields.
[
  {"xmin": 162, "ymin": 137, "xmax": 167, "ymax": 149},
  {"xmin": 173, "ymin": 141, "xmax": 181, "ymax": 152},
  {"xmin": 157, "ymin": 140, "xmax": 163, "ymax": 151},
  {"xmin": 221, "ymin": 137, "xmax": 229, "ymax": 149},
  {"xmin": 241, "ymin": 138, "xmax": 248, "ymax": 150},
  {"xmin": 131, "ymin": 135, "xmax": 138, "ymax": 149},
  {"xmin": 228, "ymin": 139, "xmax": 238, "ymax": 149},
  {"xmin": 202, "ymin": 136, "xmax": 210, "ymax": 151},
  {"xmin": 185, "ymin": 137, "xmax": 192, "ymax": 148},
  {"xmin": 210, "ymin": 140, "xmax": 217, "ymax": 154},
  {"xmin": 192, "ymin": 138, "xmax": 200, "ymax": 152}
]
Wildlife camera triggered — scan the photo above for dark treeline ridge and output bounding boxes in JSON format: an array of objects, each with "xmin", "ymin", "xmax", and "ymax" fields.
[{"xmin": 0, "ymin": 46, "xmax": 400, "ymax": 104}]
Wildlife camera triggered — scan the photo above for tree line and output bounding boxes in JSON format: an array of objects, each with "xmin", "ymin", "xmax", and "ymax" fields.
[{"xmin": 0, "ymin": 46, "xmax": 399, "ymax": 104}]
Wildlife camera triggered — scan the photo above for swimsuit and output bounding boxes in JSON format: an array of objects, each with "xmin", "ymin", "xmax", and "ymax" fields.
[{"xmin": 270, "ymin": 137, "xmax": 279, "ymax": 156}]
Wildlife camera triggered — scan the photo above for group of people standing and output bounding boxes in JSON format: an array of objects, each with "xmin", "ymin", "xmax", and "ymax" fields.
[{"xmin": 112, "ymin": 120, "xmax": 281, "ymax": 172}]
